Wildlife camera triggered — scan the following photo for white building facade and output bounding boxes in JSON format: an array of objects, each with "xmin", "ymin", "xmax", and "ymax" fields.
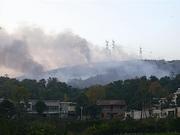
[{"xmin": 28, "ymin": 100, "xmax": 76, "ymax": 118}]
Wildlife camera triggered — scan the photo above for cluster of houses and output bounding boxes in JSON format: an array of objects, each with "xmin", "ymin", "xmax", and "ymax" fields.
[
  {"xmin": 26, "ymin": 88, "xmax": 180, "ymax": 120},
  {"xmin": 116, "ymin": 88, "xmax": 180, "ymax": 120},
  {"xmin": 97, "ymin": 88, "xmax": 180, "ymax": 120},
  {"xmin": 1, "ymin": 88, "xmax": 179, "ymax": 120},
  {"xmin": 149, "ymin": 88, "xmax": 180, "ymax": 119}
]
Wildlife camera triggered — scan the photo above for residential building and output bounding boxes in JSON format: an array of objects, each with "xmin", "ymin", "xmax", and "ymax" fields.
[
  {"xmin": 97, "ymin": 100, "xmax": 127, "ymax": 119},
  {"xmin": 172, "ymin": 88, "xmax": 180, "ymax": 106},
  {"xmin": 125, "ymin": 110, "xmax": 150, "ymax": 120},
  {"xmin": 59, "ymin": 102, "xmax": 76, "ymax": 118},
  {"xmin": 162, "ymin": 108, "xmax": 176, "ymax": 118},
  {"xmin": 28, "ymin": 100, "xmax": 76, "ymax": 118}
]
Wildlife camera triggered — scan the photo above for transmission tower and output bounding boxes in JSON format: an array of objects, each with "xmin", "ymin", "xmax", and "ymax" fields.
[
  {"xmin": 105, "ymin": 40, "xmax": 109, "ymax": 50},
  {"xmin": 139, "ymin": 47, "xmax": 143, "ymax": 59},
  {"xmin": 105, "ymin": 40, "xmax": 111, "ymax": 56},
  {"xmin": 112, "ymin": 40, "xmax": 115, "ymax": 49}
]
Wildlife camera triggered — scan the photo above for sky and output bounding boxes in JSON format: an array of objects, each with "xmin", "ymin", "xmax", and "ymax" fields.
[{"xmin": 0, "ymin": 0, "xmax": 180, "ymax": 60}]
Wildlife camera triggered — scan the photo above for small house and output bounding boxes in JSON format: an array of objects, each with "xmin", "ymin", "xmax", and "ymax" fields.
[{"xmin": 97, "ymin": 100, "xmax": 127, "ymax": 119}]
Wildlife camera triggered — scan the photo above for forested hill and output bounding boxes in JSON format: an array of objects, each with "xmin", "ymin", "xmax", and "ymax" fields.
[
  {"xmin": 20, "ymin": 60, "xmax": 180, "ymax": 88},
  {"xmin": 68, "ymin": 60, "xmax": 180, "ymax": 88},
  {"xmin": 1, "ymin": 74, "xmax": 180, "ymax": 110},
  {"xmin": 144, "ymin": 60, "xmax": 180, "ymax": 74}
]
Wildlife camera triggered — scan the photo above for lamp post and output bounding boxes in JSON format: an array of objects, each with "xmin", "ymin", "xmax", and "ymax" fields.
[{"xmin": 80, "ymin": 106, "xmax": 83, "ymax": 120}]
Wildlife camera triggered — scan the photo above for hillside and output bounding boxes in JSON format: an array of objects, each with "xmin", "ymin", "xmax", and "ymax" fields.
[{"xmin": 20, "ymin": 60, "xmax": 180, "ymax": 88}]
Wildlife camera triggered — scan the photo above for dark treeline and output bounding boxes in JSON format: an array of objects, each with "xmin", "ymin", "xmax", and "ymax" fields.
[
  {"xmin": 0, "ymin": 77, "xmax": 81, "ymax": 101},
  {"xmin": 0, "ymin": 75, "xmax": 180, "ymax": 110}
]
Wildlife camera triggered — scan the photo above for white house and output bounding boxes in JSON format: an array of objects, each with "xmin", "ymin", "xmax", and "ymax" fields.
[
  {"xmin": 97, "ymin": 100, "xmax": 127, "ymax": 119},
  {"xmin": 125, "ymin": 110, "xmax": 150, "ymax": 120},
  {"xmin": 28, "ymin": 100, "xmax": 76, "ymax": 118},
  {"xmin": 151, "ymin": 109, "xmax": 162, "ymax": 118},
  {"xmin": 59, "ymin": 102, "xmax": 76, "ymax": 118},
  {"xmin": 172, "ymin": 88, "xmax": 180, "ymax": 106}
]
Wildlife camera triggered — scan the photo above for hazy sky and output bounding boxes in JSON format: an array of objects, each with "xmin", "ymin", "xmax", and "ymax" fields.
[{"xmin": 0, "ymin": 0, "xmax": 180, "ymax": 60}]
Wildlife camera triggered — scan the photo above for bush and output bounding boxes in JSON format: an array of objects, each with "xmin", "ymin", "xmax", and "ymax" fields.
[{"xmin": 27, "ymin": 121, "xmax": 56, "ymax": 135}]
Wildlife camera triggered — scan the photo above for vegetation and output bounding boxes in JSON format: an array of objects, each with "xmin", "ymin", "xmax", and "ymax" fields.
[
  {"xmin": 35, "ymin": 100, "xmax": 47, "ymax": 115},
  {"xmin": 0, "ymin": 118, "xmax": 179, "ymax": 135},
  {"xmin": 0, "ymin": 75, "xmax": 180, "ymax": 107},
  {"xmin": 0, "ymin": 74, "xmax": 180, "ymax": 117},
  {"xmin": 0, "ymin": 99, "xmax": 16, "ymax": 118},
  {"xmin": 0, "ymin": 74, "xmax": 180, "ymax": 134}
]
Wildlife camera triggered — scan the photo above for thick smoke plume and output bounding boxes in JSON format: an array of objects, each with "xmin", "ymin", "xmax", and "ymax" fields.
[
  {"xmin": 17, "ymin": 27, "xmax": 93, "ymax": 69},
  {"xmin": 0, "ymin": 30, "xmax": 44, "ymax": 75},
  {"xmin": 0, "ymin": 26, "xmax": 171, "ymax": 86},
  {"xmin": 0, "ymin": 27, "xmax": 93, "ymax": 75}
]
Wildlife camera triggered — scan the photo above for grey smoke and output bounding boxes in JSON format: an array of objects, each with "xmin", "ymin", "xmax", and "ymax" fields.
[
  {"xmin": 0, "ymin": 27, "xmax": 172, "ymax": 87},
  {"xmin": 0, "ymin": 27, "xmax": 92, "ymax": 75},
  {"xmin": 17, "ymin": 28, "xmax": 93, "ymax": 69},
  {"xmin": 0, "ymin": 39, "xmax": 44, "ymax": 74},
  {"xmin": 53, "ymin": 31, "xmax": 91, "ymax": 64}
]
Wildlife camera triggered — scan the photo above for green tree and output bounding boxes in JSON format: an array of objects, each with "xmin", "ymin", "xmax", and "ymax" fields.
[
  {"xmin": 149, "ymin": 81, "xmax": 167, "ymax": 98},
  {"xmin": 11, "ymin": 86, "xmax": 30, "ymax": 118},
  {"xmin": 12, "ymin": 86, "xmax": 29, "ymax": 103},
  {"xmin": 177, "ymin": 95, "xmax": 180, "ymax": 107},
  {"xmin": 85, "ymin": 85, "xmax": 106, "ymax": 104},
  {"xmin": 149, "ymin": 76, "xmax": 159, "ymax": 82},
  {"xmin": 27, "ymin": 121, "xmax": 56, "ymax": 135},
  {"xmin": 35, "ymin": 100, "xmax": 47, "ymax": 115},
  {"xmin": 0, "ymin": 99, "xmax": 16, "ymax": 118}
]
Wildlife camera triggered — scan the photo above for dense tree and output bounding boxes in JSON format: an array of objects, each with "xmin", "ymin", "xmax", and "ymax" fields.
[
  {"xmin": 0, "ymin": 74, "xmax": 180, "ymax": 113},
  {"xmin": 148, "ymin": 81, "xmax": 167, "ymax": 98},
  {"xmin": 0, "ymin": 99, "xmax": 16, "ymax": 118},
  {"xmin": 149, "ymin": 76, "xmax": 159, "ymax": 82},
  {"xmin": 35, "ymin": 100, "xmax": 47, "ymax": 115},
  {"xmin": 27, "ymin": 121, "xmax": 56, "ymax": 135},
  {"xmin": 85, "ymin": 85, "xmax": 106, "ymax": 104},
  {"xmin": 177, "ymin": 95, "xmax": 180, "ymax": 107},
  {"xmin": 12, "ymin": 86, "xmax": 29, "ymax": 103}
]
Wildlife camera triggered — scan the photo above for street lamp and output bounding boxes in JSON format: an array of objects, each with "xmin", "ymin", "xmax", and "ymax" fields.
[{"xmin": 80, "ymin": 106, "xmax": 83, "ymax": 120}]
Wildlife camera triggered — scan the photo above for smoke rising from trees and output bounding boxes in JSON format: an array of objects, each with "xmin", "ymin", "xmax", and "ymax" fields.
[
  {"xmin": 0, "ymin": 27, "xmax": 94, "ymax": 75},
  {"xmin": 0, "ymin": 26, "xmax": 170, "ymax": 84},
  {"xmin": 0, "ymin": 30, "xmax": 44, "ymax": 75}
]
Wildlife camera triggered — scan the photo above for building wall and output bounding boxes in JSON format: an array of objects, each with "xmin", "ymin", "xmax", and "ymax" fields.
[
  {"xmin": 28, "ymin": 100, "xmax": 76, "ymax": 117},
  {"xmin": 133, "ymin": 110, "xmax": 150, "ymax": 120},
  {"xmin": 176, "ymin": 107, "xmax": 180, "ymax": 118},
  {"xmin": 101, "ymin": 105, "xmax": 126, "ymax": 119},
  {"xmin": 152, "ymin": 109, "xmax": 161, "ymax": 118},
  {"xmin": 162, "ymin": 108, "xmax": 176, "ymax": 118}
]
